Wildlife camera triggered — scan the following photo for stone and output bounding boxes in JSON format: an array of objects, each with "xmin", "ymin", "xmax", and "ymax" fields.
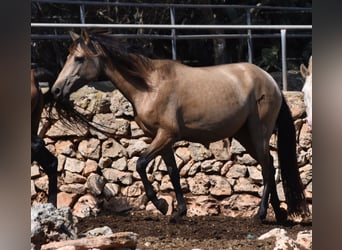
[
  {"xmin": 186, "ymin": 195, "xmax": 219, "ymax": 216},
  {"xmin": 160, "ymin": 175, "xmax": 173, "ymax": 191},
  {"xmin": 247, "ymin": 166, "xmax": 263, "ymax": 184},
  {"xmin": 78, "ymin": 138, "xmax": 101, "ymax": 160},
  {"xmin": 111, "ymin": 157, "xmax": 128, "ymax": 171},
  {"xmin": 92, "ymin": 114, "xmax": 130, "ymax": 137},
  {"xmin": 174, "ymin": 147, "xmax": 192, "ymax": 164},
  {"xmin": 83, "ymin": 159, "xmax": 99, "ymax": 176},
  {"xmin": 130, "ymin": 121, "xmax": 145, "ymax": 138},
  {"xmin": 209, "ymin": 139, "xmax": 232, "ymax": 161},
  {"xmin": 187, "ymin": 173, "xmax": 210, "ymax": 195},
  {"xmin": 64, "ymin": 157, "xmax": 85, "ymax": 174},
  {"xmin": 299, "ymin": 123, "xmax": 312, "ymax": 148},
  {"xmin": 126, "ymin": 139, "xmax": 149, "ymax": 157},
  {"xmin": 59, "ymin": 184, "xmax": 86, "ymax": 195},
  {"xmin": 64, "ymin": 171, "xmax": 87, "ymax": 184},
  {"xmin": 57, "ymin": 192, "xmax": 78, "ymax": 208},
  {"xmin": 230, "ymin": 139, "xmax": 246, "ymax": 155},
  {"xmin": 234, "ymin": 177, "xmax": 260, "ymax": 194},
  {"xmin": 41, "ymin": 232, "xmax": 138, "ymax": 250},
  {"xmin": 296, "ymin": 230, "xmax": 312, "ymax": 250},
  {"xmin": 188, "ymin": 162, "xmax": 201, "ymax": 176},
  {"xmin": 86, "ymin": 173, "xmax": 106, "ymax": 195},
  {"xmin": 226, "ymin": 164, "xmax": 247, "ymax": 179},
  {"xmin": 31, "ymin": 203, "xmax": 78, "ymax": 250},
  {"xmin": 300, "ymin": 164, "xmax": 312, "ymax": 186},
  {"xmin": 258, "ymin": 228, "xmax": 307, "ymax": 250},
  {"xmin": 188, "ymin": 143, "xmax": 212, "ymax": 161},
  {"xmin": 57, "ymin": 154, "xmax": 66, "ymax": 172},
  {"xmin": 121, "ymin": 181, "xmax": 144, "ymax": 197},
  {"xmin": 283, "ymin": 91, "xmax": 306, "ymax": 119},
  {"xmin": 34, "ymin": 175, "xmax": 49, "ymax": 193},
  {"xmin": 72, "ymin": 194, "xmax": 101, "ymax": 218},
  {"xmin": 31, "ymin": 180, "xmax": 37, "ymax": 197},
  {"xmin": 220, "ymin": 194, "xmax": 260, "ymax": 218},
  {"xmin": 55, "ymin": 140, "xmax": 76, "ymax": 157},
  {"xmin": 31, "ymin": 164, "xmax": 41, "ymax": 178},
  {"xmin": 209, "ymin": 175, "xmax": 232, "ymax": 197},
  {"xmin": 110, "ymin": 89, "xmax": 134, "ymax": 117},
  {"xmin": 81, "ymin": 226, "xmax": 113, "ymax": 238},
  {"xmin": 201, "ymin": 159, "xmax": 222, "ymax": 174},
  {"xmin": 102, "ymin": 168, "xmax": 133, "ymax": 185},
  {"xmin": 98, "ymin": 156, "xmax": 112, "ymax": 169},
  {"xmin": 179, "ymin": 160, "xmax": 193, "ymax": 177},
  {"xmin": 46, "ymin": 120, "xmax": 88, "ymax": 138},
  {"xmin": 236, "ymin": 153, "xmax": 257, "ymax": 165},
  {"xmin": 103, "ymin": 183, "xmax": 120, "ymax": 199},
  {"xmin": 102, "ymin": 138, "xmax": 127, "ymax": 159}
]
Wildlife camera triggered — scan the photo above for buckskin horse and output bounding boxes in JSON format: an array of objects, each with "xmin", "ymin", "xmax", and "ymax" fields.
[
  {"xmin": 31, "ymin": 65, "xmax": 58, "ymax": 206},
  {"xmin": 51, "ymin": 30, "xmax": 309, "ymax": 223}
]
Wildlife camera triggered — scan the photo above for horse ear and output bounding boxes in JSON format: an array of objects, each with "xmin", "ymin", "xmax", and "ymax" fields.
[
  {"xmin": 69, "ymin": 31, "xmax": 80, "ymax": 41},
  {"xmin": 81, "ymin": 30, "xmax": 91, "ymax": 44},
  {"xmin": 308, "ymin": 56, "xmax": 312, "ymax": 74},
  {"xmin": 300, "ymin": 64, "xmax": 308, "ymax": 78}
]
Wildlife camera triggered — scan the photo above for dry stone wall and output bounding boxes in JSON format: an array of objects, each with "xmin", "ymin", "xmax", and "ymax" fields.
[{"xmin": 31, "ymin": 84, "xmax": 312, "ymax": 219}]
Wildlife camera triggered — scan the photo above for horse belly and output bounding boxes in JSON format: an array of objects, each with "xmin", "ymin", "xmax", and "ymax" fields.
[{"xmin": 180, "ymin": 104, "xmax": 249, "ymax": 143}]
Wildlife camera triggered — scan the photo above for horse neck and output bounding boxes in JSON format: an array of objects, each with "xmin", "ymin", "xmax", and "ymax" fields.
[{"xmin": 104, "ymin": 65, "xmax": 147, "ymax": 105}]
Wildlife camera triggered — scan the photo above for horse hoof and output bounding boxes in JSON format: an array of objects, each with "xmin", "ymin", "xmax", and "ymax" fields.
[
  {"xmin": 169, "ymin": 213, "xmax": 182, "ymax": 224},
  {"xmin": 275, "ymin": 208, "xmax": 288, "ymax": 224},
  {"xmin": 157, "ymin": 198, "xmax": 168, "ymax": 215},
  {"xmin": 253, "ymin": 213, "xmax": 266, "ymax": 224}
]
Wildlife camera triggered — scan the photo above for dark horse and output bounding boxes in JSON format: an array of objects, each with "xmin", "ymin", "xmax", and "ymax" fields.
[
  {"xmin": 52, "ymin": 31, "xmax": 309, "ymax": 223},
  {"xmin": 31, "ymin": 65, "xmax": 58, "ymax": 206}
]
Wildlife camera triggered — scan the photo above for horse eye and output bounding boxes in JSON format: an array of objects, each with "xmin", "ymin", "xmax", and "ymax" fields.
[{"xmin": 74, "ymin": 56, "xmax": 85, "ymax": 62}]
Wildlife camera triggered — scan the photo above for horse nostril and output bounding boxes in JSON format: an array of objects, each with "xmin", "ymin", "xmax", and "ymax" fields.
[{"xmin": 52, "ymin": 87, "xmax": 61, "ymax": 99}]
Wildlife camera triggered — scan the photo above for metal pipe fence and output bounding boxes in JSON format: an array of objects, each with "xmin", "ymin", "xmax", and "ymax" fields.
[{"xmin": 31, "ymin": 1, "xmax": 312, "ymax": 90}]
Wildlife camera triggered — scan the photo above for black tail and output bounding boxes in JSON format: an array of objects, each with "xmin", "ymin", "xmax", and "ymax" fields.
[{"xmin": 276, "ymin": 95, "xmax": 310, "ymax": 217}]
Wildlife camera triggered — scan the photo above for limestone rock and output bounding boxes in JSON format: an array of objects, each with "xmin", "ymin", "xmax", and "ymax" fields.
[
  {"xmin": 72, "ymin": 194, "xmax": 101, "ymax": 218},
  {"xmin": 41, "ymin": 232, "xmax": 138, "ymax": 250}
]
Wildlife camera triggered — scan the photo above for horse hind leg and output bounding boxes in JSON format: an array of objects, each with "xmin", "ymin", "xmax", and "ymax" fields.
[{"xmin": 234, "ymin": 116, "xmax": 285, "ymax": 223}]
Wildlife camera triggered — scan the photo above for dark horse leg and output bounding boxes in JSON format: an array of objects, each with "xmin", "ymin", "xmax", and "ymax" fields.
[
  {"xmin": 136, "ymin": 129, "xmax": 176, "ymax": 217},
  {"xmin": 161, "ymin": 146, "xmax": 187, "ymax": 223},
  {"xmin": 235, "ymin": 117, "xmax": 286, "ymax": 223},
  {"xmin": 31, "ymin": 135, "xmax": 58, "ymax": 207}
]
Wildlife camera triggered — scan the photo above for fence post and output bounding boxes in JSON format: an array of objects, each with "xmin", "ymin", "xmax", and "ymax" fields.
[
  {"xmin": 281, "ymin": 29, "xmax": 287, "ymax": 91},
  {"xmin": 79, "ymin": 4, "xmax": 86, "ymax": 24},
  {"xmin": 170, "ymin": 6, "xmax": 177, "ymax": 60},
  {"xmin": 246, "ymin": 9, "xmax": 253, "ymax": 63}
]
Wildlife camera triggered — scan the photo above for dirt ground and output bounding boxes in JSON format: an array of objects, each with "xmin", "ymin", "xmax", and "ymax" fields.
[{"xmin": 76, "ymin": 210, "xmax": 312, "ymax": 250}]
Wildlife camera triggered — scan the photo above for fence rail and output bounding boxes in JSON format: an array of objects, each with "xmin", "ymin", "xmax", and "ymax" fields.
[{"xmin": 31, "ymin": 1, "xmax": 312, "ymax": 90}]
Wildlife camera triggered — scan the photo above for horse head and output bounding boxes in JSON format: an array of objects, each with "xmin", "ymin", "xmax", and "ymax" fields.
[{"xmin": 51, "ymin": 31, "xmax": 105, "ymax": 102}]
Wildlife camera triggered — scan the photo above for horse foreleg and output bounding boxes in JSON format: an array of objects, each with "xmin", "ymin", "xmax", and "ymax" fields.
[
  {"xmin": 161, "ymin": 147, "xmax": 187, "ymax": 223},
  {"xmin": 136, "ymin": 129, "xmax": 174, "ymax": 215},
  {"xmin": 31, "ymin": 135, "xmax": 58, "ymax": 207}
]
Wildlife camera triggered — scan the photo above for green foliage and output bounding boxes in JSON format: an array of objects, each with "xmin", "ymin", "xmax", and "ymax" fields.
[{"xmin": 259, "ymin": 46, "xmax": 281, "ymax": 71}]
